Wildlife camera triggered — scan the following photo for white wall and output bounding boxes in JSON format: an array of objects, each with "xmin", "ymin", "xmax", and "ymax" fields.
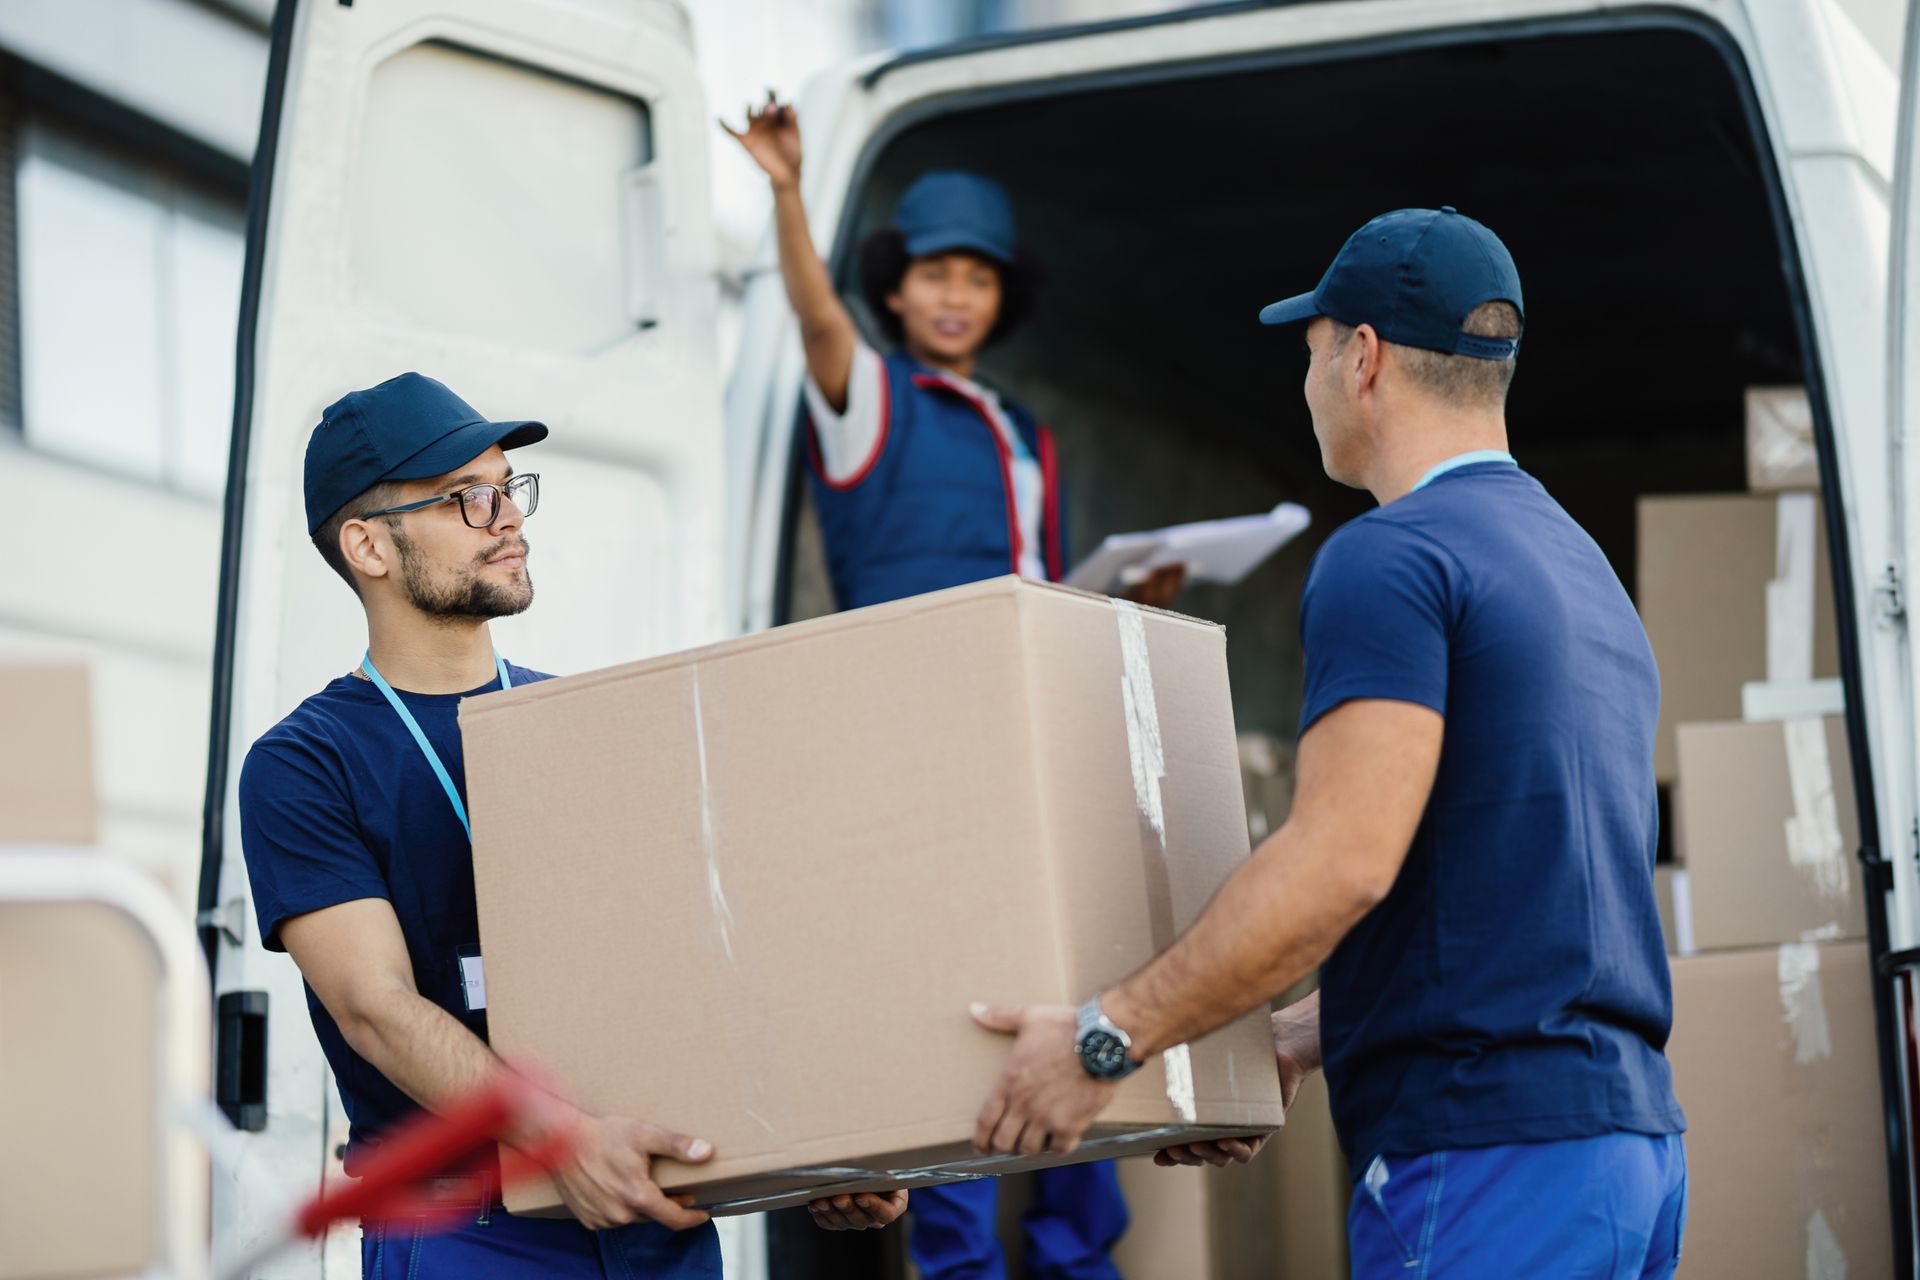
[
  {"xmin": 0, "ymin": 0, "xmax": 267, "ymax": 160},
  {"xmin": 686, "ymin": 0, "xmax": 885, "ymax": 376},
  {"xmin": 0, "ymin": 0, "xmax": 259, "ymax": 922}
]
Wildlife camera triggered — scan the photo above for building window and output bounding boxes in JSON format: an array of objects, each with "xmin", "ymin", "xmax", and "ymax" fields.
[{"xmin": 15, "ymin": 119, "xmax": 243, "ymax": 496}]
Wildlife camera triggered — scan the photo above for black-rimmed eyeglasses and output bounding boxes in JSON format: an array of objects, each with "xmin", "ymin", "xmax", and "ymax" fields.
[{"xmin": 362, "ymin": 474, "xmax": 540, "ymax": 529}]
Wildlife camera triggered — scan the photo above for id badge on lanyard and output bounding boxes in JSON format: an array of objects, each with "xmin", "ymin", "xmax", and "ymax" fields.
[
  {"xmin": 457, "ymin": 945, "xmax": 488, "ymax": 1012},
  {"xmin": 362, "ymin": 650, "xmax": 511, "ymax": 1015}
]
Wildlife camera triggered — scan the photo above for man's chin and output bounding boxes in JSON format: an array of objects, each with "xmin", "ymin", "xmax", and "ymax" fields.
[{"xmin": 490, "ymin": 579, "xmax": 535, "ymax": 618}]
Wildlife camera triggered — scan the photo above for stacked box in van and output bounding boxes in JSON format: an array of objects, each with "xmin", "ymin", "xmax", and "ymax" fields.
[{"xmin": 1636, "ymin": 389, "xmax": 1888, "ymax": 1278}]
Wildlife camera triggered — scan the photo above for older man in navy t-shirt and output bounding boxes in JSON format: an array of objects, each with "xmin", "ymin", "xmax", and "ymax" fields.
[{"xmin": 973, "ymin": 209, "xmax": 1686, "ymax": 1279}]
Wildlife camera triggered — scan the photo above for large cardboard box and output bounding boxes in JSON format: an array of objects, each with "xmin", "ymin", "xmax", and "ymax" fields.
[
  {"xmin": 1672, "ymin": 717, "xmax": 1865, "ymax": 951},
  {"xmin": 465, "ymin": 578, "xmax": 1285, "ymax": 1215},
  {"xmin": 1654, "ymin": 865, "xmax": 1680, "ymax": 954},
  {"xmin": 0, "ymin": 664, "xmax": 96, "ymax": 844},
  {"xmin": 1637, "ymin": 494, "xmax": 1840, "ymax": 783},
  {"xmin": 1668, "ymin": 941, "xmax": 1891, "ymax": 1279}
]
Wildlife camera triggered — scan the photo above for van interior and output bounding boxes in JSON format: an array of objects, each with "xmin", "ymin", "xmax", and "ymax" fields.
[
  {"xmin": 783, "ymin": 16, "xmax": 1843, "ymax": 1277},
  {"xmin": 783, "ymin": 15, "xmax": 1811, "ymax": 812}
]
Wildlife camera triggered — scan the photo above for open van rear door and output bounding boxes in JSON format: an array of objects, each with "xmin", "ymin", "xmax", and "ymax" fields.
[
  {"xmin": 198, "ymin": 1, "xmax": 724, "ymax": 1271},
  {"xmin": 1885, "ymin": 0, "xmax": 1920, "ymax": 1266}
]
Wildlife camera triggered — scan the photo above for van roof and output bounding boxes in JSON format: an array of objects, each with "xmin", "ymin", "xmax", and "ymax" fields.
[{"xmin": 862, "ymin": 0, "xmax": 1325, "ymax": 87}]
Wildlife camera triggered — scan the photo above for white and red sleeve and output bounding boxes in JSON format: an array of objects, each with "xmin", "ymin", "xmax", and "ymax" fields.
[{"xmin": 803, "ymin": 341, "xmax": 891, "ymax": 487}]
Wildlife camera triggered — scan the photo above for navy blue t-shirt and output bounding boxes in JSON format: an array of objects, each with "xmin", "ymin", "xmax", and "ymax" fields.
[
  {"xmin": 1299, "ymin": 462, "xmax": 1685, "ymax": 1171},
  {"xmin": 239, "ymin": 662, "xmax": 720, "ymax": 1269}
]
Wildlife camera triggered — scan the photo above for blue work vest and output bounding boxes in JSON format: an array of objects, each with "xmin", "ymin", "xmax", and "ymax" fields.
[{"xmin": 806, "ymin": 350, "xmax": 1069, "ymax": 609}]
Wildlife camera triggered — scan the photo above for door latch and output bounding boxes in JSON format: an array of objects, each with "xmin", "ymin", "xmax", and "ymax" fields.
[
  {"xmin": 1874, "ymin": 563, "xmax": 1905, "ymax": 626},
  {"xmin": 196, "ymin": 897, "xmax": 246, "ymax": 948}
]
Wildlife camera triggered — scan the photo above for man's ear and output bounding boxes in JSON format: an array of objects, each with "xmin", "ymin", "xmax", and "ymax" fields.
[
  {"xmin": 1350, "ymin": 323, "xmax": 1383, "ymax": 395},
  {"xmin": 340, "ymin": 518, "xmax": 391, "ymax": 586},
  {"xmin": 885, "ymin": 290, "xmax": 905, "ymax": 317}
]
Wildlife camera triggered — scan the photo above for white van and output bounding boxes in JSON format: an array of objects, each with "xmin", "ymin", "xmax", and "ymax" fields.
[{"xmin": 201, "ymin": 0, "xmax": 1920, "ymax": 1274}]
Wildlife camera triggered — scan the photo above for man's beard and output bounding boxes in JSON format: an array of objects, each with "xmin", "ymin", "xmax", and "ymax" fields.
[{"xmin": 395, "ymin": 529, "xmax": 535, "ymax": 620}]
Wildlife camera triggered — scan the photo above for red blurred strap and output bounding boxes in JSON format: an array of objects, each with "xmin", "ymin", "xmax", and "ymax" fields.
[{"xmin": 292, "ymin": 1075, "xmax": 573, "ymax": 1238}]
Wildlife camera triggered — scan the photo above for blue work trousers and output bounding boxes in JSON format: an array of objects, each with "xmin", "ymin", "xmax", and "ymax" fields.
[
  {"xmin": 360, "ymin": 1204, "xmax": 721, "ymax": 1278},
  {"xmin": 1348, "ymin": 1131, "xmax": 1687, "ymax": 1280},
  {"xmin": 910, "ymin": 1162, "xmax": 1129, "ymax": 1280}
]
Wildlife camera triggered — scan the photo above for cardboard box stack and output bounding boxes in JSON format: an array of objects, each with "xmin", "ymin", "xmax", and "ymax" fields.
[
  {"xmin": 464, "ymin": 578, "xmax": 1284, "ymax": 1216},
  {"xmin": 1636, "ymin": 490, "xmax": 1840, "ymax": 786},
  {"xmin": 0, "ymin": 662, "xmax": 160, "ymax": 1280},
  {"xmin": 1637, "ymin": 390, "xmax": 1888, "ymax": 1277},
  {"xmin": 1666, "ymin": 941, "xmax": 1890, "ymax": 1278}
]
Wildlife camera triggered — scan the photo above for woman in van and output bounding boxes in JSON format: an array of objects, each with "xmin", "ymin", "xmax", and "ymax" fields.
[{"xmin": 724, "ymin": 95, "xmax": 1171, "ymax": 1280}]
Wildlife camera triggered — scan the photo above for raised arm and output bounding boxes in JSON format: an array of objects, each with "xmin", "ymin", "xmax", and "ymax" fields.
[
  {"xmin": 722, "ymin": 94, "xmax": 860, "ymax": 411},
  {"xmin": 279, "ymin": 898, "xmax": 712, "ymax": 1230}
]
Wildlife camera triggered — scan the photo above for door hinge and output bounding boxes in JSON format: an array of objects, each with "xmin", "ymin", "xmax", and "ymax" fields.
[
  {"xmin": 196, "ymin": 898, "xmax": 246, "ymax": 948},
  {"xmin": 1875, "ymin": 563, "xmax": 1906, "ymax": 625},
  {"xmin": 1862, "ymin": 843, "xmax": 1895, "ymax": 894}
]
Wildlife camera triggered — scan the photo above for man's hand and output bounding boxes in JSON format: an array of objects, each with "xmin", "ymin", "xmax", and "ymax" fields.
[
  {"xmin": 807, "ymin": 1189, "xmax": 910, "ymax": 1230},
  {"xmin": 1270, "ymin": 994, "xmax": 1322, "ymax": 1113},
  {"xmin": 971, "ymin": 1003, "xmax": 1117, "ymax": 1155},
  {"xmin": 1151, "ymin": 994, "xmax": 1320, "ymax": 1169},
  {"xmin": 720, "ymin": 91, "xmax": 802, "ymax": 189},
  {"xmin": 540, "ymin": 1106, "xmax": 715, "ymax": 1231},
  {"xmin": 1153, "ymin": 1134, "xmax": 1269, "ymax": 1168}
]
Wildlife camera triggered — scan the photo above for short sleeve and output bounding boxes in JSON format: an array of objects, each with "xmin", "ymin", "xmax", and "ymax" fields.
[
  {"xmin": 1298, "ymin": 517, "xmax": 1457, "ymax": 735},
  {"xmin": 803, "ymin": 341, "xmax": 891, "ymax": 486},
  {"xmin": 239, "ymin": 736, "xmax": 389, "ymax": 951}
]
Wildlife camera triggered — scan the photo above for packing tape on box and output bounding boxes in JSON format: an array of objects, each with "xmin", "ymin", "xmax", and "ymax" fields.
[
  {"xmin": 1777, "ymin": 941, "xmax": 1833, "ymax": 1065},
  {"xmin": 1807, "ymin": 1207, "xmax": 1847, "ymax": 1280},
  {"xmin": 1113, "ymin": 600, "xmax": 1177, "ymax": 952},
  {"xmin": 1668, "ymin": 869, "xmax": 1697, "ymax": 956},
  {"xmin": 1781, "ymin": 716, "xmax": 1850, "ymax": 899},
  {"xmin": 1747, "ymin": 387, "xmax": 1817, "ymax": 493},
  {"xmin": 1766, "ymin": 492, "xmax": 1817, "ymax": 685},
  {"xmin": 691, "ymin": 670, "xmax": 739, "ymax": 965},
  {"xmin": 1161, "ymin": 1043, "xmax": 1198, "ymax": 1123},
  {"xmin": 1111, "ymin": 602, "xmax": 1222, "ymax": 1125}
]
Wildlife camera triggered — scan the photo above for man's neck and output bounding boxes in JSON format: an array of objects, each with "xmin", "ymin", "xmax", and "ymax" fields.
[
  {"xmin": 1368, "ymin": 415, "xmax": 1510, "ymax": 506},
  {"xmin": 362, "ymin": 613, "xmax": 499, "ymax": 694}
]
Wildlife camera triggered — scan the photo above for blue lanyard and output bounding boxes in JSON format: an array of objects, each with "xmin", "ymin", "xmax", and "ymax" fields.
[
  {"xmin": 361, "ymin": 651, "xmax": 511, "ymax": 840},
  {"xmin": 1412, "ymin": 449, "xmax": 1517, "ymax": 491}
]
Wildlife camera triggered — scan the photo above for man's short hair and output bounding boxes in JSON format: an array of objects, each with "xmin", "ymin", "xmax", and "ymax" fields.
[
  {"xmin": 311, "ymin": 479, "xmax": 406, "ymax": 596},
  {"xmin": 1332, "ymin": 301, "xmax": 1524, "ymax": 407}
]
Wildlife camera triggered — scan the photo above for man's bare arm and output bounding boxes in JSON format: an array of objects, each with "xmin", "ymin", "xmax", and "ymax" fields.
[
  {"xmin": 278, "ymin": 899, "xmax": 712, "ymax": 1230},
  {"xmin": 281, "ymin": 898, "xmax": 495, "ymax": 1107},
  {"xmin": 972, "ymin": 699, "xmax": 1442, "ymax": 1156},
  {"xmin": 1103, "ymin": 699, "xmax": 1442, "ymax": 1055}
]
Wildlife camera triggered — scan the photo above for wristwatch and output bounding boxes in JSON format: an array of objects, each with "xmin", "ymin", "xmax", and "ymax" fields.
[{"xmin": 1075, "ymin": 996, "xmax": 1142, "ymax": 1081}]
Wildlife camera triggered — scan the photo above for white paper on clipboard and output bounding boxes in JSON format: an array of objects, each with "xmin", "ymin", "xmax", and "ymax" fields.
[{"xmin": 1065, "ymin": 502, "xmax": 1312, "ymax": 593}]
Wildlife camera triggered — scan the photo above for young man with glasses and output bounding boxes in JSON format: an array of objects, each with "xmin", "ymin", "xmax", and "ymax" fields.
[{"xmin": 239, "ymin": 373, "xmax": 906, "ymax": 1278}]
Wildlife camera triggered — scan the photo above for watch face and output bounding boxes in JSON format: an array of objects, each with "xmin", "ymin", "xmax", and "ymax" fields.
[{"xmin": 1079, "ymin": 1029, "xmax": 1130, "ymax": 1079}]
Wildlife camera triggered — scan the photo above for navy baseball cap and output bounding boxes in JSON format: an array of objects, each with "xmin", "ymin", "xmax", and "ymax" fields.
[
  {"xmin": 1259, "ymin": 207, "xmax": 1524, "ymax": 359},
  {"xmin": 303, "ymin": 372, "xmax": 547, "ymax": 534},
  {"xmin": 892, "ymin": 170, "xmax": 1017, "ymax": 265}
]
